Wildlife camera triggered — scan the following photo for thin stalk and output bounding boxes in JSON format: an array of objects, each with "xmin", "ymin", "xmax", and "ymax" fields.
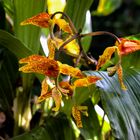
[
  {"xmin": 81, "ymin": 31, "xmax": 121, "ymax": 44},
  {"xmin": 77, "ymin": 37, "xmax": 97, "ymax": 66}
]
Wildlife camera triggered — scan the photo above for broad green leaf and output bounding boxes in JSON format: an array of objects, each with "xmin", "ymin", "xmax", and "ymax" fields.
[
  {"xmin": 80, "ymin": 100, "xmax": 101, "ymax": 140},
  {"xmin": 81, "ymin": 11, "xmax": 92, "ymax": 52},
  {"xmin": 92, "ymin": 0, "xmax": 122, "ymax": 16},
  {"xmin": 73, "ymin": 84, "xmax": 97, "ymax": 105},
  {"xmin": 0, "ymin": 30, "xmax": 32, "ymax": 58},
  {"xmin": 47, "ymin": 0, "xmax": 66, "ymax": 17},
  {"xmin": 3, "ymin": 0, "xmax": 14, "ymax": 16},
  {"xmin": 12, "ymin": 113, "xmax": 76, "ymax": 140},
  {"xmin": 86, "ymin": 68, "xmax": 140, "ymax": 140},
  {"xmin": 13, "ymin": 0, "xmax": 46, "ymax": 135},
  {"xmin": 0, "ymin": 46, "xmax": 18, "ymax": 111},
  {"xmin": 13, "ymin": 0, "xmax": 45, "ymax": 53},
  {"xmin": 64, "ymin": 0, "xmax": 94, "ymax": 30}
]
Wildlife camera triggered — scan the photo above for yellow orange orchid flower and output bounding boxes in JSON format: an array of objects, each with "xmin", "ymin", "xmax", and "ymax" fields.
[
  {"xmin": 19, "ymin": 55, "xmax": 59, "ymax": 77},
  {"xmin": 20, "ymin": 12, "xmax": 73, "ymax": 34},
  {"xmin": 118, "ymin": 38, "xmax": 140, "ymax": 56}
]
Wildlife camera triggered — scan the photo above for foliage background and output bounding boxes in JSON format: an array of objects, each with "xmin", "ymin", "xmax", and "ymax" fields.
[{"xmin": 0, "ymin": 0, "xmax": 140, "ymax": 140}]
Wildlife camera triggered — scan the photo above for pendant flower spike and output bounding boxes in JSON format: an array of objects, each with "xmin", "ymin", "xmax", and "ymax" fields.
[
  {"xmin": 18, "ymin": 11, "xmax": 140, "ymax": 128},
  {"xmin": 96, "ymin": 37, "xmax": 140, "ymax": 90}
]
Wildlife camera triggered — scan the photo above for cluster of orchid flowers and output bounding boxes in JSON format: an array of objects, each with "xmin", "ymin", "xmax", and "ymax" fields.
[{"xmin": 19, "ymin": 12, "xmax": 140, "ymax": 128}]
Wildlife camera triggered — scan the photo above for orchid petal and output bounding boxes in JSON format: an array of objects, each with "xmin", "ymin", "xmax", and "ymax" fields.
[{"xmin": 20, "ymin": 13, "xmax": 51, "ymax": 28}]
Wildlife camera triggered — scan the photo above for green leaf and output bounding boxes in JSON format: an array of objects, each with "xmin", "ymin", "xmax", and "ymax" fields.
[
  {"xmin": 12, "ymin": 113, "xmax": 76, "ymax": 140},
  {"xmin": 80, "ymin": 100, "xmax": 101, "ymax": 140},
  {"xmin": 73, "ymin": 84, "xmax": 97, "ymax": 105},
  {"xmin": 81, "ymin": 11, "xmax": 92, "ymax": 52},
  {"xmin": 3, "ymin": 0, "xmax": 14, "ymax": 16},
  {"xmin": 0, "ymin": 46, "xmax": 18, "ymax": 111},
  {"xmin": 0, "ymin": 30, "xmax": 32, "ymax": 58},
  {"xmin": 12, "ymin": 0, "xmax": 46, "ymax": 135},
  {"xmin": 134, "ymin": 0, "xmax": 140, "ymax": 6},
  {"xmin": 64, "ymin": 0, "xmax": 94, "ymax": 30},
  {"xmin": 13, "ymin": 0, "xmax": 46, "ymax": 53},
  {"xmin": 92, "ymin": 0, "xmax": 122, "ymax": 16},
  {"xmin": 85, "ymin": 68, "xmax": 140, "ymax": 140}
]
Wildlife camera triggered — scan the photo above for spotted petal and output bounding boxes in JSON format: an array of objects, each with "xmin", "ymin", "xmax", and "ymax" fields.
[
  {"xmin": 19, "ymin": 55, "xmax": 59, "ymax": 77},
  {"xmin": 52, "ymin": 88, "xmax": 62, "ymax": 111},
  {"xmin": 72, "ymin": 106, "xmax": 83, "ymax": 128},
  {"xmin": 20, "ymin": 12, "xmax": 51, "ymax": 28},
  {"xmin": 117, "ymin": 65, "xmax": 127, "ymax": 90},
  {"xmin": 96, "ymin": 46, "xmax": 117, "ymax": 70},
  {"xmin": 74, "ymin": 76, "xmax": 101, "ymax": 87},
  {"xmin": 72, "ymin": 105, "xmax": 88, "ymax": 128},
  {"xmin": 58, "ymin": 62, "xmax": 84, "ymax": 78},
  {"xmin": 19, "ymin": 55, "xmax": 46, "ymax": 64}
]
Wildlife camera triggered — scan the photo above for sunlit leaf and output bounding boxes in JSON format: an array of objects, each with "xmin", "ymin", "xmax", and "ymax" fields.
[
  {"xmin": 20, "ymin": 12, "xmax": 51, "ymax": 28},
  {"xmin": 19, "ymin": 55, "xmax": 59, "ymax": 77},
  {"xmin": 58, "ymin": 62, "xmax": 84, "ymax": 78},
  {"xmin": 65, "ymin": 0, "xmax": 93, "ymax": 30},
  {"xmin": 63, "ymin": 39, "xmax": 80, "ymax": 57},
  {"xmin": 92, "ymin": 0, "xmax": 122, "ymax": 16},
  {"xmin": 52, "ymin": 88, "xmax": 62, "ymax": 111},
  {"xmin": 96, "ymin": 46, "xmax": 117, "ymax": 70},
  {"xmin": 74, "ymin": 76, "xmax": 101, "ymax": 87},
  {"xmin": 47, "ymin": 0, "xmax": 66, "ymax": 19},
  {"xmin": 54, "ymin": 19, "xmax": 72, "ymax": 33},
  {"xmin": 118, "ymin": 38, "xmax": 140, "ymax": 56}
]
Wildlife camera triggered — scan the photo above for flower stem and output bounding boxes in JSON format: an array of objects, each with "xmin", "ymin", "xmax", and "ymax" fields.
[{"xmin": 80, "ymin": 31, "xmax": 121, "ymax": 44}]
